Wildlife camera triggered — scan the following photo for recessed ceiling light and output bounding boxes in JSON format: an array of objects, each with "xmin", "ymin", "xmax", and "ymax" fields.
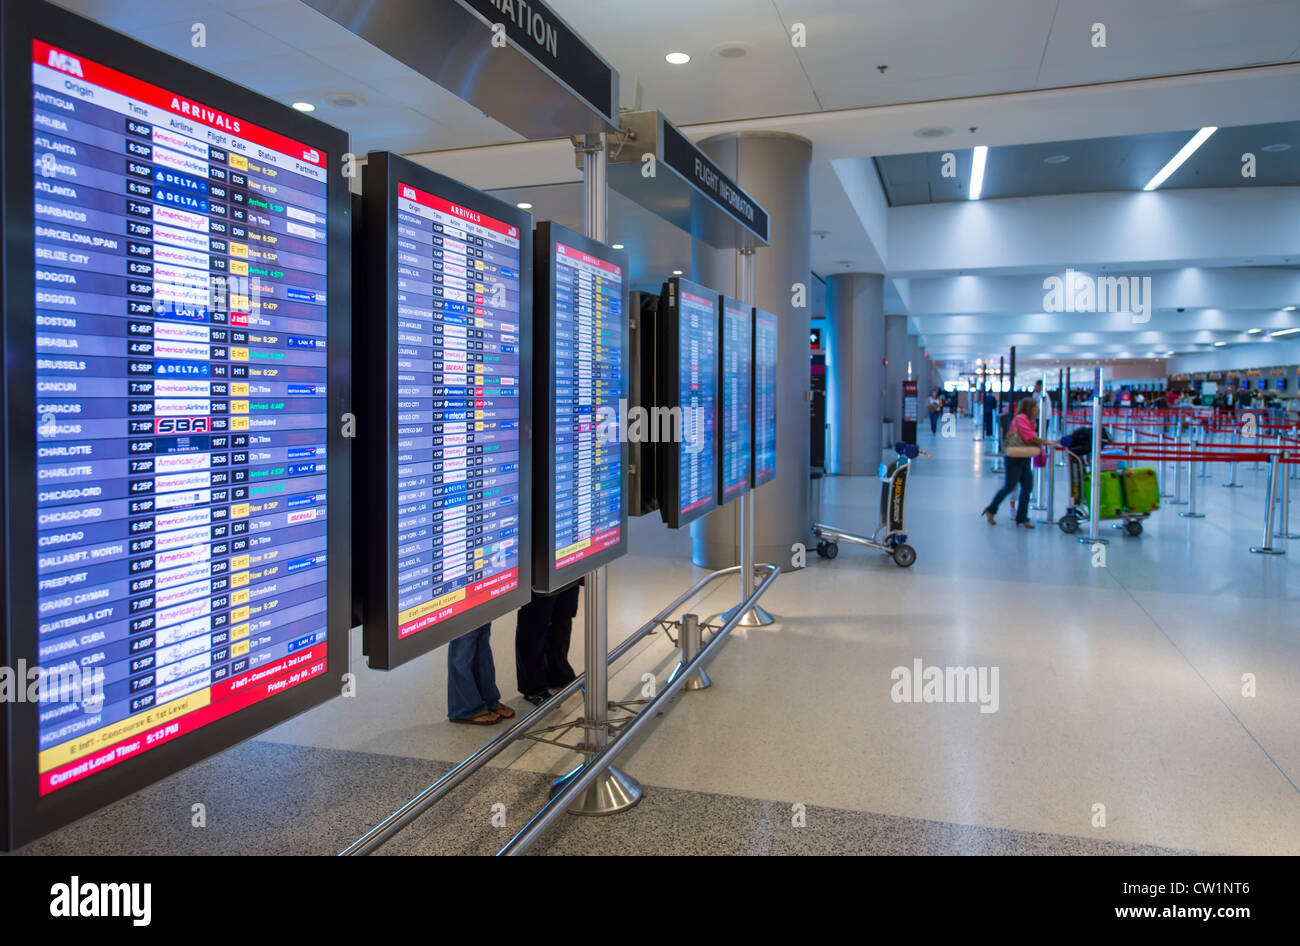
[
  {"xmin": 1285, "ymin": 305, "xmax": 1297, "ymax": 311},
  {"xmin": 665, "ymin": 52, "xmax": 691, "ymax": 65},
  {"xmin": 913, "ymin": 126, "xmax": 952, "ymax": 139},
  {"xmin": 968, "ymin": 145, "xmax": 988, "ymax": 200},
  {"xmin": 714, "ymin": 42, "xmax": 749, "ymax": 59},
  {"xmin": 1144, "ymin": 127, "xmax": 1217, "ymax": 191},
  {"xmin": 291, "ymin": 101, "xmax": 315, "ymax": 112},
  {"xmin": 516, "ymin": 202, "xmax": 532, "ymax": 210},
  {"xmin": 672, "ymin": 269, "xmax": 684, "ymax": 276},
  {"xmin": 611, "ymin": 243, "xmax": 624, "ymax": 250},
  {"xmin": 1214, "ymin": 341, "xmax": 1228, "ymax": 347},
  {"xmin": 1261, "ymin": 143, "xmax": 1292, "ymax": 153},
  {"xmin": 1272, "ymin": 328, "xmax": 1300, "ymax": 337},
  {"xmin": 1247, "ymin": 328, "xmax": 1262, "ymax": 334},
  {"xmin": 1043, "ymin": 154, "xmax": 1070, "ymax": 164}
]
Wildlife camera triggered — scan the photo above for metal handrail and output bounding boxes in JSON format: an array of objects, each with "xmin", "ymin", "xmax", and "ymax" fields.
[
  {"xmin": 339, "ymin": 562, "xmax": 780, "ymax": 855},
  {"xmin": 497, "ymin": 563, "xmax": 783, "ymax": 856}
]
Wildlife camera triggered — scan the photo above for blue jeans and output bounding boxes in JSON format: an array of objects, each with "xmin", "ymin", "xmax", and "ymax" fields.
[
  {"xmin": 985, "ymin": 457, "xmax": 1033, "ymax": 523},
  {"xmin": 447, "ymin": 623, "xmax": 500, "ymax": 719}
]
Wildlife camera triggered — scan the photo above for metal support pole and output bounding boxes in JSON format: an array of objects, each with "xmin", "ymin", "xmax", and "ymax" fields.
[
  {"xmin": 1179, "ymin": 425, "xmax": 1205, "ymax": 518},
  {"xmin": 1250, "ymin": 452, "xmax": 1285, "ymax": 555},
  {"xmin": 1080, "ymin": 367, "xmax": 1108, "ymax": 545},
  {"xmin": 552, "ymin": 132, "xmax": 642, "ymax": 815},
  {"xmin": 1037, "ymin": 444, "xmax": 1056, "ymax": 525},
  {"xmin": 1033, "ymin": 391, "xmax": 1048, "ymax": 510},
  {"xmin": 1223, "ymin": 428, "xmax": 1242, "ymax": 487},
  {"xmin": 1169, "ymin": 412, "xmax": 1187, "ymax": 505},
  {"xmin": 668, "ymin": 613, "xmax": 711, "ymax": 691},
  {"xmin": 1275, "ymin": 450, "xmax": 1298, "ymax": 539},
  {"xmin": 724, "ymin": 247, "xmax": 773, "ymax": 628}
]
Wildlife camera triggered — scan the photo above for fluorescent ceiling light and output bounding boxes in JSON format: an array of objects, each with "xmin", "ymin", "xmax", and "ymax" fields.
[
  {"xmin": 1143, "ymin": 127, "xmax": 1217, "ymax": 191},
  {"xmin": 516, "ymin": 202, "xmax": 532, "ymax": 210},
  {"xmin": 291, "ymin": 101, "xmax": 315, "ymax": 112},
  {"xmin": 968, "ymin": 145, "xmax": 988, "ymax": 200},
  {"xmin": 1247, "ymin": 328, "xmax": 1262, "ymax": 334},
  {"xmin": 665, "ymin": 52, "xmax": 691, "ymax": 65},
  {"xmin": 1285, "ymin": 305, "xmax": 1297, "ymax": 311},
  {"xmin": 611, "ymin": 243, "xmax": 624, "ymax": 250},
  {"xmin": 1271, "ymin": 328, "xmax": 1300, "ymax": 337},
  {"xmin": 672, "ymin": 269, "xmax": 683, "ymax": 276},
  {"xmin": 1213, "ymin": 341, "xmax": 1228, "ymax": 347}
]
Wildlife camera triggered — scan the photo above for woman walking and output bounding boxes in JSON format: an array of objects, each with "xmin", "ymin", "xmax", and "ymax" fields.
[{"xmin": 982, "ymin": 397, "xmax": 1052, "ymax": 529}]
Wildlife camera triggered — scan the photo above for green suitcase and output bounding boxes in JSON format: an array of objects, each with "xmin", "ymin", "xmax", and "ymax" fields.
[
  {"xmin": 1082, "ymin": 470, "xmax": 1125, "ymax": 519},
  {"xmin": 1122, "ymin": 467, "xmax": 1160, "ymax": 513}
]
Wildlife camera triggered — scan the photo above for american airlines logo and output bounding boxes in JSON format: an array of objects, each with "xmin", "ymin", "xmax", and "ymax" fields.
[{"xmin": 47, "ymin": 50, "xmax": 84, "ymax": 78}]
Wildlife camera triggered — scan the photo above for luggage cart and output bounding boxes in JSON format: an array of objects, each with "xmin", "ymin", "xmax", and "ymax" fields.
[
  {"xmin": 812, "ymin": 442, "xmax": 929, "ymax": 567},
  {"xmin": 1057, "ymin": 447, "xmax": 1150, "ymax": 537}
]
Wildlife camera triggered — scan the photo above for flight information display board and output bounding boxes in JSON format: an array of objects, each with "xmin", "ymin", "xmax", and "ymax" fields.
[
  {"xmin": 718, "ymin": 295, "xmax": 752, "ymax": 504},
  {"xmin": 1, "ymin": 0, "xmax": 351, "ymax": 851},
  {"xmin": 627, "ymin": 290, "xmax": 660, "ymax": 518},
  {"xmin": 532, "ymin": 222, "xmax": 628, "ymax": 591},
  {"xmin": 657, "ymin": 277, "xmax": 719, "ymax": 529},
  {"xmin": 752, "ymin": 307, "xmax": 778, "ymax": 487},
  {"xmin": 358, "ymin": 152, "xmax": 531, "ymax": 670}
]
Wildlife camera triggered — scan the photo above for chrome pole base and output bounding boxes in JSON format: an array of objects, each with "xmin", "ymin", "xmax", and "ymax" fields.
[
  {"xmin": 1168, "ymin": 500, "xmax": 1189, "ymax": 506},
  {"xmin": 1179, "ymin": 511, "xmax": 1206, "ymax": 518},
  {"xmin": 723, "ymin": 601, "xmax": 775, "ymax": 627},
  {"xmin": 549, "ymin": 763, "xmax": 643, "ymax": 816},
  {"xmin": 1274, "ymin": 532, "xmax": 1300, "ymax": 539},
  {"xmin": 1249, "ymin": 546, "xmax": 1286, "ymax": 555},
  {"xmin": 1222, "ymin": 483, "xmax": 1243, "ymax": 488},
  {"xmin": 1079, "ymin": 535, "xmax": 1109, "ymax": 545},
  {"xmin": 668, "ymin": 655, "xmax": 711, "ymax": 691}
]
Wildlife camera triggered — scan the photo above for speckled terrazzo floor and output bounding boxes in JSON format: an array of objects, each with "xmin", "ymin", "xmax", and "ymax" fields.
[{"xmin": 9, "ymin": 741, "xmax": 1205, "ymax": 856}]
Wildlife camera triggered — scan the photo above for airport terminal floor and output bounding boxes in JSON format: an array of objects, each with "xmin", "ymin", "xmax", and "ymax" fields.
[{"xmin": 15, "ymin": 416, "xmax": 1298, "ymax": 857}]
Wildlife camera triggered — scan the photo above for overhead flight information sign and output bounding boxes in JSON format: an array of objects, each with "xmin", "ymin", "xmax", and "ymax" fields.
[
  {"xmin": 753, "ymin": 308, "xmax": 777, "ymax": 487},
  {"xmin": 358, "ymin": 153, "xmax": 532, "ymax": 669},
  {"xmin": 2, "ymin": 0, "xmax": 351, "ymax": 850},
  {"xmin": 532, "ymin": 222, "xmax": 627, "ymax": 591},
  {"xmin": 718, "ymin": 296, "xmax": 752, "ymax": 504},
  {"xmin": 658, "ymin": 277, "xmax": 718, "ymax": 529}
]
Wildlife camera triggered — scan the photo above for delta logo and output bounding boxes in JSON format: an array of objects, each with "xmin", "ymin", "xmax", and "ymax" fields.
[{"xmin": 47, "ymin": 50, "xmax": 84, "ymax": 78}]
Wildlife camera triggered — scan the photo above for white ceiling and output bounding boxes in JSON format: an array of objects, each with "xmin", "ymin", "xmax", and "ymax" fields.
[{"xmin": 52, "ymin": 0, "xmax": 1300, "ymax": 368}]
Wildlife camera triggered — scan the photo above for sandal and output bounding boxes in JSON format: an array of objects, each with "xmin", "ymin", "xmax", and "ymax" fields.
[
  {"xmin": 450, "ymin": 710, "xmax": 500, "ymax": 725},
  {"xmin": 1017, "ymin": 520, "xmax": 1035, "ymax": 529},
  {"xmin": 491, "ymin": 703, "xmax": 515, "ymax": 719},
  {"xmin": 982, "ymin": 510, "xmax": 996, "ymax": 525}
]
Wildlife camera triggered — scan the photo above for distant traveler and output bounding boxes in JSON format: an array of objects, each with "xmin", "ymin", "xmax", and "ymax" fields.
[
  {"xmin": 448, "ymin": 623, "xmax": 514, "ymax": 725},
  {"xmin": 515, "ymin": 583, "xmax": 580, "ymax": 706},
  {"xmin": 928, "ymin": 388, "xmax": 943, "ymax": 434},
  {"xmin": 982, "ymin": 397, "xmax": 1052, "ymax": 528}
]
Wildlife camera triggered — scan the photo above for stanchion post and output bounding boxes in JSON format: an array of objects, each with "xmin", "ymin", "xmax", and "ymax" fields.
[
  {"xmin": 1274, "ymin": 436, "xmax": 1298, "ymax": 539},
  {"xmin": 669, "ymin": 613, "xmax": 711, "ymax": 691},
  {"xmin": 1223, "ymin": 427, "xmax": 1243, "ymax": 487},
  {"xmin": 1179, "ymin": 424, "xmax": 1205, "ymax": 519},
  {"xmin": 1250, "ymin": 451, "xmax": 1285, "ymax": 555},
  {"xmin": 1169, "ymin": 411, "xmax": 1187, "ymax": 505},
  {"xmin": 1037, "ymin": 444, "xmax": 1056, "ymax": 525},
  {"xmin": 1033, "ymin": 391, "xmax": 1048, "ymax": 511},
  {"xmin": 1080, "ymin": 367, "xmax": 1108, "ymax": 546}
]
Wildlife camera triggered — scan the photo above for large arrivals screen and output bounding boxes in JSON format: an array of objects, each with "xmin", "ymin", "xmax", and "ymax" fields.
[
  {"xmin": 720, "ymin": 298, "xmax": 752, "ymax": 502},
  {"xmin": 552, "ymin": 242, "xmax": 621, "ymax": 569},
  {"xmin": 393, "ymin": 182, "xmax": 522, "ymax": 639},
  {"xmin": 754, "ymin": 308, "xmax": 777, "ymax": 486},
  {"xmin": 30, "ymin": 40, "xmax": 332, "ymax": 795},
  {"xmin": 677, "ymin": 288, "xmax": 717, "ymax": 519}
]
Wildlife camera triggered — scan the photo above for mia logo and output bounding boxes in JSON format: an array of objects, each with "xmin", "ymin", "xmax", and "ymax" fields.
[
  {"xmin": 47, "ymin": 50, "xmax": 84, "ymax": 78},
  {"xmin": 1043, "ymin": 268, "xmax": 1152, "ymax": 324}
]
